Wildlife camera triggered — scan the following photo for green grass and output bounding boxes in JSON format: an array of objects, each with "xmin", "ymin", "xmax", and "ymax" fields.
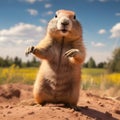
[
  {"xmin": 82, "ymin": 68, "xmax": 105, "ymax": 76},
  {"xmin": 81, "ymin": 68, "xmax": 120, "ymax": 90},
  {"xmin": 0, "ymin": 66, "xmax": 120, "ymax": 93},
  {"xmin": 81, "ymin": 68, "xmax": 105, "ymax": 90},
  {"xmin": 0, "ymin": 65, "xmax": 38, "ymax": 84}
]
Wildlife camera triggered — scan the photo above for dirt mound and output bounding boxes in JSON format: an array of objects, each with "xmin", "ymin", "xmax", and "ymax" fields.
[
  {"xmin": 0, "ymin": 84, "xmax": 120, "ymax": 120},
  {"xmin": 0, "ymin": 84, "xmax": 21, "ymax": 99}
]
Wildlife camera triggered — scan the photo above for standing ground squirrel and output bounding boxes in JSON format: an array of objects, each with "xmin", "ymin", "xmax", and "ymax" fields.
[{"xmin": 25, "ymin": 9, "xmax": 86, "ymax": 107}]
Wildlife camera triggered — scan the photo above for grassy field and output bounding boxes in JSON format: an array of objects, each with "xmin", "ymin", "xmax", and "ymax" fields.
[
  {"xmin": 0, "ymin": 65, "xmax": 120, "ymax": 96},
  {"xmin": 0, "ymin": 65, "xmax": 38, "ymax": 84},
  {"xmin": 82, "ymin": 68, "xmax": 120, "ymax": 97},
  {"xmin": 82, "ymin": 68, "xmax": 120, "ymax": 89}
]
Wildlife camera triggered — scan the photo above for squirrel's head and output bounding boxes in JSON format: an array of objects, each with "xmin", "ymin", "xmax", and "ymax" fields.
[{"xmin": 47, "ymin": 9, "xmax": 82, "ymax": 41}]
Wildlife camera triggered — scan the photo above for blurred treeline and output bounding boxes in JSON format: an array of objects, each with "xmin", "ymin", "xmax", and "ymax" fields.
[
  {"xmin": 0, "ymin": 47, "xmax": 120, "ymax": 73},
  {"xmin": 0, "ymin": 55, "xmax": 106, "ymax": 68},
  {"xmin": 0, "ymin": 56, "xmax": 40, "ymax": 68}
]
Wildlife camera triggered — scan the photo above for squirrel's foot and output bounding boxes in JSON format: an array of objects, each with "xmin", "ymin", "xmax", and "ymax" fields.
[
  {"xmin": 25, "ymin": 46, "xmax": 35, "ymax": 56},
  {"xmin": 64, "ymin": 49, "xmax": 80, "ymax": 58},
  {"xmin": 64, "ymin": 103, "xmax": 79, "ymax": 111}
]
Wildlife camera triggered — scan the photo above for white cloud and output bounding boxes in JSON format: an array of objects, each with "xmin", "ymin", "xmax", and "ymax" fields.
[
  {"xmin": 41, "ymin": 11, "xmax": 53, "ymax": 17},
  {"xmin": 0, "ymin": 23, "xmax": 46, "ymax": 61},
  {"xmin": 98, "ymin": 29, "xmax": 106, "ymax": 34},
  {"xmin": 46, "ymin": 11, "xmax": 53, "ymax": 15},
  {"xmin": 86, "ymin": 50, "xmax": 111, "ymax": 63},
  {"xmin": 110, "ymin": 23, "xmax": 120, "ymax": 39},
  {"xmin": 88, "ymin": 0, "xmax": 108, "ymax": 2},
  {"xmin": 24, "ymin": 0, "xmax": 36, "ymax": 4},
  {"xmin": 91, "ymin": 41, "xmax": 105, "ymax": 47},
  {"xmin": 38, "ymin": 0, "xmax": 44, "ymax": 1},
  {"xmin": 27, "ymin": 9, "xmax": 38, "ymax": 16},
  {"xmin": 88, "ymin": 0, "xmax": 120, "ymax": 2},
  {"xmin": 40, "ymin": 19, "xmax": 48, "ymax": 24},
  {"xmin": 19, "ymin": 0, "xmax": 44, "ymax": 4},
  {"xmin": 115, "ymin": 13, "xmax": 120, "ymax": 16},
  {"xmin": 98, "ymin": 0, "xmax": 108, "ymax": 2},
  {"xmin": 44, "ymin": 3, "xmax": 52, "ymax": 8},
  {"xmin": 0, "ymin": 23, "xmax": 45, "ymax": 46}
]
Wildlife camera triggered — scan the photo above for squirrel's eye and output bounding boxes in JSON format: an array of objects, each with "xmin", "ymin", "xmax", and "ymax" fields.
[
  {"xmin": 55, "ymin": 14, "xmax": 57, "ymax": 18},
  {"xmin": 73, "ymin": 15, "xmax": 76, "ymax": 19}
]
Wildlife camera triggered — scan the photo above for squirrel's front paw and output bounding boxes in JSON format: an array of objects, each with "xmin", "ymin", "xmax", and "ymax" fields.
[
  {"xmin": 25, "ymin": 46, "xmax": 35, "ymax": 56},
  {"xmin": 64, "ymin": 49, "xmax": 80, "ymax": 58}
]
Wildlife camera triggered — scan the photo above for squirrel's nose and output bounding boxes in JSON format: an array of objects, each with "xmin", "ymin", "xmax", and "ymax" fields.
[{"xmin": 61, "ymin": 19, "xmax": 69, "ymax": 26}]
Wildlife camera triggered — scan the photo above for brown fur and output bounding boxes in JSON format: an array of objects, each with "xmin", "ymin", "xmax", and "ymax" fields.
[{"xmin": 25, "ymin": 9, "xmax": 86, "ymax": 106}]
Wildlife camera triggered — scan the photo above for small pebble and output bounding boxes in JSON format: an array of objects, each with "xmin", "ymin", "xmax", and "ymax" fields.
[
  {"xmin": 114, "ymin": 109, "xmax": 120, "ymax": 114},
  {"xmin": 83, "ymin": 106, "xmax": 88, "ymax": 109},
  {"xmin": 65, "ymin": 118, "xmax": 69, "ymax": 120},
  {"xmin": 74, "ymin": 112, "xmax": 79, "ymax": 117},
  {"xmin": 7, "ymin": 111, "xmax": 12, "ymax": 114},
  {"xmin": 9, "ymin": 106, "xmax": 13, "ymax": 109},
  {"xmin": 28, "ymin": 111, "xmax": 35, "ymax": 115},
  {"xmin": 21, "ymin": 116, "xmax": 24, "ymax": 119},
  {"xmin": 56, "ymin": 107, "xmax": 61, "ymax": 110},
  {"xmin": 98, "ymin": 102, "xmax": 104, "ymax": 107},
  {"xmin": 86, "ymin": 101, "xmax": 90, "ymax": 104},
  {"xmin": 5, "ymin": 105, "xmax": 9, "ymax": 108},
  {"xmin": 70, "ymin": 109, "xmax": 74, "ymax": 113},
  {"xmin": 0, "ymin": 106, "xmax": 4, "ymax": 109}
]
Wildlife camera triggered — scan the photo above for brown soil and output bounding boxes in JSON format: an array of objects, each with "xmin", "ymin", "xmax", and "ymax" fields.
[{"xmin": 0, "ymin": 83, "xmax": 120, "ymax": 120}]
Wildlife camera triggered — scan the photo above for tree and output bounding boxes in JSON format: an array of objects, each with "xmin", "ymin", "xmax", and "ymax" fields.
[
  {"xmin": 0, "ymin": 56, "xmax": 13, "ymax": 67},
  {"xmin": 4, "ymin": 56, "xmax": 14, "ymax": 67},
  {"xmin": 97, "ymin": 62, "xmax": 107, "ymax": 68},
  {"xmin": 0, "ymin": 56, "xmax": 40, "ymax": 68},
  {"xmin": 14, "ymin": 56, "xmax": 22, "ymax": 67},
  {"xmin": 107, "ymin": 47, "xmax": 120, "ymax": 73},
  {"xmin": 83, "ymin": 62, "xmax": 88, "ymax": 68},
  {"xmin": 88, "ymin": 57, "xmax": 96, "ymax": 68},
  {"xmin": 26, "ymin": 60, "xmax": 31, "ymax": 67},
  {"xmin": 31, "ymin": 57, "xmax": 40, "ymax": 67},
  {"xmin": 0, "ymin": 57, "xmax": 4, "ymax": 67}
]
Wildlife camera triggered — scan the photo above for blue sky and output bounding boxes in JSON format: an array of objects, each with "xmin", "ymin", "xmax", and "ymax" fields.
[{"xmin": 0, "ymin": 0, "xmax": 120, "ymax": 63}]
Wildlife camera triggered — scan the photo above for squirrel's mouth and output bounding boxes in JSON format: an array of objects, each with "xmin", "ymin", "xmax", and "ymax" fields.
[
  {"xmin": 60, "ymin": 29, "xmax": 69, "ymax": 33},
  {"xmin": 57, "ymin": 27, "xmax": 70, "ymax": 34}
]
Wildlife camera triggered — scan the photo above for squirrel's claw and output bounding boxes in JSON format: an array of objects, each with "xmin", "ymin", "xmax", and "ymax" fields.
[
  {"xmin": 64, "ymin": 49, "xmax": 80, "ymax": 58},
  {"xmin": 25, "ymin": 46, "xmax": 35, "ymax": 56}
]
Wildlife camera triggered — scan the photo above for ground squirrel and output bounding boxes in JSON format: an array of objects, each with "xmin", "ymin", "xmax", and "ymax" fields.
[{"xmin": 25, "ymin": 9, "xmax": 86, "ymax": 107}]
